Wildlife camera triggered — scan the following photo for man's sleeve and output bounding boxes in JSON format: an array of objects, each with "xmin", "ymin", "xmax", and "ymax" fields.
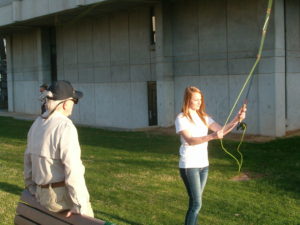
[
  {"xmin": 59, "ymin": 123, "xmax": 91, "ymax": 214},
  {"xmin": 24, "ymin": 149, "xmax": 36, "ymax": 195}
]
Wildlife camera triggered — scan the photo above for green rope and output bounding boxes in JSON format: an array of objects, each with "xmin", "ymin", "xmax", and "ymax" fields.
[
  {"xmin": 220, "ymin": 0, "xmax": 273, "ymax": 174},
  {"xmin": 104, "ymin": 222, "xmax": 117, "ymax": 225}
]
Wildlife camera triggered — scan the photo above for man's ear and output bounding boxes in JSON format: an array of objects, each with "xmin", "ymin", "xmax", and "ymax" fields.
[{"xmin": 62, "ymin": 100, "xmax": 68, "ymax": 110}]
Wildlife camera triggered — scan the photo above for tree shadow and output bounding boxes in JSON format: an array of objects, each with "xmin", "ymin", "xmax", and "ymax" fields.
[
  {"xmin": 0, "ymin": 182, "xmax": 23, "ymax": 196},
  {"xmin": 94, "ymin": 210, "xmax": 143, "ymax": 225}
]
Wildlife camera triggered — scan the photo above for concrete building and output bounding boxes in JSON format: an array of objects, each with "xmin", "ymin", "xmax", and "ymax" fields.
[{"xmin": 0, "ymin": 0, "xmax": 299, "ymax": 136}]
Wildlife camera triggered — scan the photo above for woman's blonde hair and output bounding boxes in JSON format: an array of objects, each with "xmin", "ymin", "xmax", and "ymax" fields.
[{"xmin": 181, "ymin": 86, "xmax": 208, "ymax": 125}]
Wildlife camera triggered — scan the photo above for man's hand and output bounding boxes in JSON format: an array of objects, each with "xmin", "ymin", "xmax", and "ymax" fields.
[{"xmin": 65, "ymin": 210, "xmax": 80, "ymax": 218}]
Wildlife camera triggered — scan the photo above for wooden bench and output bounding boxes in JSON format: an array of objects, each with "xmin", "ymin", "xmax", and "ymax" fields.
[{"xmin": 15, "ymin": 190, "xmax": 115, "ymax": 225}]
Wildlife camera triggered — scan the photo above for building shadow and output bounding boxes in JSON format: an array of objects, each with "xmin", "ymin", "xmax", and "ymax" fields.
[
  {"xmin": 94, "ymin": 210, "xmax": 143, "ymax": 225},
  {"xmin": 0, "ymin": 182, "xmax": 23, "ymax": 196}
]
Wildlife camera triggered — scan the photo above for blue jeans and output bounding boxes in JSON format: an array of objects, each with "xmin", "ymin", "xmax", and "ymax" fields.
[{"xmin": 180, "ymin": 167, "xmax": 209, "ymax": 225}]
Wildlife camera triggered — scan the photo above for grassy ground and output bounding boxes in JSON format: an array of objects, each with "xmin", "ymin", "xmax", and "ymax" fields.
[{"xmin": 0, "ymin": 116, "xmax": 299, "ymax": 225}]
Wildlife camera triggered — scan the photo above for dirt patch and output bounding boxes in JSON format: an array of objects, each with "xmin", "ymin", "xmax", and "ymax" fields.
[
  {"xmin": 286, "ymin": 129, "xmax": 300, "ymax": 137},
  {"xmin": 230, "ymin": 172, "xmax": 265, "ymax": 181}
]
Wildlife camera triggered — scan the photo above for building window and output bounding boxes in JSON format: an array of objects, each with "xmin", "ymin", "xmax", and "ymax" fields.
[{"xmin": 147, "ymin": 81, "xmax": 158, "ymax": 126}]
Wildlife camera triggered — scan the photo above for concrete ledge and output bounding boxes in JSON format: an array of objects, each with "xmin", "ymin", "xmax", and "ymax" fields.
[{"xmin": 0, "ymin": 109, "xmax": 37, "ymax": 121}]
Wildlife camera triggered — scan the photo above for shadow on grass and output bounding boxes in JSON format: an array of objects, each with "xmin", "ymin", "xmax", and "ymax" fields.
[
  {"xmin": 95, "ymin": 210, "xmax": 143, "ymax": 225},
  {"xmin": 0, "ymin": 182, "xmax": 23, "ymax": 196}
]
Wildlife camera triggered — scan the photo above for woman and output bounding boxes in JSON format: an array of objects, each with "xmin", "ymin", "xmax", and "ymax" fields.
[{"xmin": 175, "ymin": 86, "xmax": 246, "ymax": 225}]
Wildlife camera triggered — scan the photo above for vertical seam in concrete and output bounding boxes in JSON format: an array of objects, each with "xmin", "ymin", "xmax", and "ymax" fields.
[
  {"xmin": 91, "ymin": 18, "xmax": 96, "ymax": 125},
  {"xmin": 128, "ymin": 10, "xmax": 133, "ymax": 128},
  {"xmin": 36, "ymin": 29, "xmax": 42, "ymax": 85},
  {"xmin": 108, "ymin": 13, "xmax": 112, "ymax": 84},
  {"xmin": 47, "ymin": 0, "xmax": 50, "ymax": 16},
  {"xmin": 75, "ymin": 22, "xmax": 80, "ymax": 123},
  {"xmin": 21, "ymin": 32, "xmax": 25, "ymax": 112},
  {"xmin": 8, "ymin": 35, "xmax": 15, "ymax": 112},
  {"xmin": 283, "ymin": 0, "xmax": 287, "ymax": 121},
  {"xmin": 62, "ymin": 26, "xmax": 65, "ymax": 80},
  {"xmin": 108, "ymin": 13, "xmax": 112, "ymax": 126},
  {"xmin": 76, "ymin": 23, "xmax": 79, "ymax": 84},
  {"xmin": 171, "ymin": 2, "xmax": 175, "ymax": 83},
  {"xmin": 197, "ymin": 0, "xmax": 200, "ymax": 77},
  {"xmin": 149, "ymin": 6, "xmax": 153, "ymax": 81},
  {"xmin": 128, "ymin": 10, "xmax": 131, "ymax": 83},
  {"xmin": 225, "ymin": 0, "xmax": 230, "ymax": 119}
]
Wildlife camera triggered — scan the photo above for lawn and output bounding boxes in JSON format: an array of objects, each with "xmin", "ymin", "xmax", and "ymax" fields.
[{"xmin": 0, "ymin": 116, "xmax": 299, "ymax": 225}]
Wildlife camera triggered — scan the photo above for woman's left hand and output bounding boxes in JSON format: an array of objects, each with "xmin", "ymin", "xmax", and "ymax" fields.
[{"xmin": 237, "ymin": 104, "xmax": 247, "ymax": 121}]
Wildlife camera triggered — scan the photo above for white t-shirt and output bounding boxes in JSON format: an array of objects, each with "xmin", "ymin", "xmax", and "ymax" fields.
[{"xmin": 175, "ymin": 112, "xmax": 215, "ymax": 168}]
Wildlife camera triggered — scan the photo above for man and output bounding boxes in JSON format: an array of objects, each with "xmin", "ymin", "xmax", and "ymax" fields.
[
  {"xmin": 24, "ymin": 80, "xmax": 94, "ymax": 217},
  {"xmin": 39, "ymin": 83, "xmax": 48, "ymax": 114}
]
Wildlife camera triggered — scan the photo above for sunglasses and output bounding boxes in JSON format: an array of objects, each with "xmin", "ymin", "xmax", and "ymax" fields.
[{"xmin": 71, "ymin": 98, "xmax": 78, "ymax": 104}]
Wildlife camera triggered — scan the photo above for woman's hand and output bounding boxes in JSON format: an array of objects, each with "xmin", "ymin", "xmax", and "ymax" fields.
[
  {"xmin": 236, "ymin": 104, "xmax": 247, "ymax": 122},
  {"xmin": 213, "ymin": 129, "xmax": 224, "ymax": 139}
]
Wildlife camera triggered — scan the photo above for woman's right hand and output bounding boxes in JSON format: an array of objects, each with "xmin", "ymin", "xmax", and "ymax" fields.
[
  {"xmin": 235, "ymin": 104, "xmax": 247, "ymax": 122},
  {"xmin": 214, "ymin": 129, "xmax": 224, "ymax": 139}
]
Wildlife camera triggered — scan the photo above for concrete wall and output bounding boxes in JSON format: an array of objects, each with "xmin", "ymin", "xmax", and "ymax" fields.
[
  {"xmin": 56, "ymin": 7, "xmax": 154, "ymax": 128},
  {"xmin": 0, "ymin": 1, "xmax": 13, "ymax": 26},
  {"xmin": 171, "ymin": 0, "xmax": 287, "ymax": 136},
  {"xmin": 4, "ymin": 0, "xmax": 300, "ymax": 136},
  {"xmin": 0, "ymin": 0, "xmax": 108, "ymax": 26},
  {"xmin": 7, "ymin": 28, "xmax": 51, "ymax": 114}
]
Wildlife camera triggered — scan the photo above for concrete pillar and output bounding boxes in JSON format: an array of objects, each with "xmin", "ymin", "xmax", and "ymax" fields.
[
  {"xmin": 258, "ymin": 0, "xmax": 286, "ymax": 136},
  {"xmin": 273, "ymin": 0, "xmax": 286, "ymax": 136},
  {"xmin": 12, "ymin": 0, "xmax": 21, "ymax": 22},
  {"xmin": 37, "ymin": 28, "xmax": 51, "ymax": 85},
  {"xmin": 155, "ymin": 2, "xmax": 175, "ymax": 127}
]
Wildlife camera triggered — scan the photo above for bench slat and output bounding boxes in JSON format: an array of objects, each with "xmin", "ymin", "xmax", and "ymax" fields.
[
  {"xmin": 16, "ymin": 203, "xmax": 70, "ymax": 225},
  {"xmin": 14, "ymin": 215, "xmax": 39, "ymax": 225},
  {"xmin": 19, "ymin": 190, "xmax": 106, "ymax": 225}
]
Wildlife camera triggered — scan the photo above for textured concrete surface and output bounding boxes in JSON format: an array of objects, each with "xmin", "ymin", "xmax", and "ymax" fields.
[{"xmin": 1, "ymin": 0, "xmax": 300, "ymax": 136}]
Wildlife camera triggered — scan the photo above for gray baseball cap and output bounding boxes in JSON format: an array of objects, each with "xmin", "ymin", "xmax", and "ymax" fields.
[{"xmin": 47, "ymin": 80, "xmax": 83, "ymax": 102}]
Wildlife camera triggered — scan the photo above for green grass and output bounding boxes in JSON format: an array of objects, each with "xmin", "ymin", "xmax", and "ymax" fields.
[{"xmin": 0, "ymin": 116, "xmax": 299, "ymax": 225}]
